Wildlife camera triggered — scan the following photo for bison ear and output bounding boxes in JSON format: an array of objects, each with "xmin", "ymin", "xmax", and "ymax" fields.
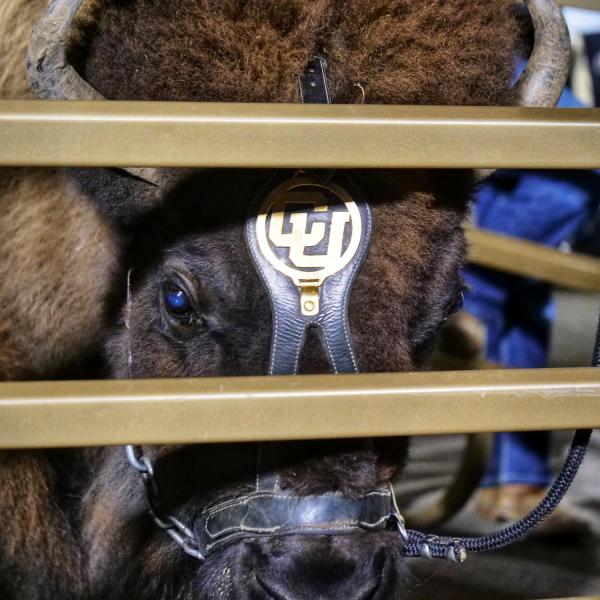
[
  {"xmin": 68, "ymin": 168, "xmax": 166, "ymax": 225},
  {"xmin": 374, "ymin": 438, "xmax": 409, "ymax": 484}
]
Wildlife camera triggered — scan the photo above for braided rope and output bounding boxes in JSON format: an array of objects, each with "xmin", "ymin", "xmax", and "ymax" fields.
[
  {"xmin": 402, "ymin": 311, "xmax": 600, "ymax": 562},
  {"xmin": 403, "ymin": 429, "xmax": 591, "ymax": 560}
]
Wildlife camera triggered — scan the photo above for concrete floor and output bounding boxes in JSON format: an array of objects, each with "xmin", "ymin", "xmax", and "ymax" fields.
[
  {"xmin": 549, "ymin": 291, "xmax": 600, "ymax": 367},
  {"xmin": 396, "ymin": 291, "xmax": 600, "ymax": 599},
  {"xmin": 398, "ymin": 432, "xmax": 600, "ymax": 599}
]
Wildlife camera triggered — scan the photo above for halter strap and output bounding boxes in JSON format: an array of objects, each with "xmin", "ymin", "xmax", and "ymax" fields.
[
  {"xmin": 195, "ymin": 487, "xmax": 399, "ymax": 556},
  {"xmin": 298, "ymin": 56, "xmax": 331, "ymax": 104},
  {"xmin": 245, "ymin": 170, "xmax": 372, "ymax": 375}
]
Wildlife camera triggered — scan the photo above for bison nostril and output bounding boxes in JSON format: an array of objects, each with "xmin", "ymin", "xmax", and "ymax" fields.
[
  {"xmin": 253, "ymin": 536, "xmax": 388, "ymax": 600},
  {"xmin": 256, "ymin": 568, "xmax": 382, "ymax": 600}
]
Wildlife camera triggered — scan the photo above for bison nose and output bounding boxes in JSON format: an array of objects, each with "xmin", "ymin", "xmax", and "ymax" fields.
[{"xmin": 255, "ymin": 536, "xmax": 385, "ymax": 600}]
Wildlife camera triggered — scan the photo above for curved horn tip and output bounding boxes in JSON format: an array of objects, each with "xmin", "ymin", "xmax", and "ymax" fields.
[
  {"xmin": 517, "ymin": 0, "xmax": 571, "ymax": 107},
  {"xmin": 27, "ymin": 0, "xmax": 100, "ymax": 100}
]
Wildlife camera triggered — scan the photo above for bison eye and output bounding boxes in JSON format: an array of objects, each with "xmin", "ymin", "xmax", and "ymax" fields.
[
  {"xmin": 452, "ymin": 290, "xmax": 465, "ymax": 314},
  {"xmin": 443, "ymin": 290, "xmax": 465, "ymax": 322},
  {"xmin": 164, "ymin": 286, "xmax": 191, "ymax": 316}
]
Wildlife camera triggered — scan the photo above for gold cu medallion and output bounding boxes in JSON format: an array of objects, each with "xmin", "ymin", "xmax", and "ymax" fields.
[{"xmin": 256, "ymin": 175, "xmax": 363, "ymax": 316}]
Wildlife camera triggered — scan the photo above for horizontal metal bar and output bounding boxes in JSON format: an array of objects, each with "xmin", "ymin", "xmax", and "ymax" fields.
[
  {"xmin": 0, "ymin": 368, "xmax": 598, "ymax": 449},
  {"xmin": 467, "ymin": 228, "xmax": 600, "ymax": 291},
  {"xmin": 0, "ymin": 101, "xmax": 599, "ymax": 169},
  {"xmin": 557, "ymin": 0, "xmax": 600, "ymax": 9}
]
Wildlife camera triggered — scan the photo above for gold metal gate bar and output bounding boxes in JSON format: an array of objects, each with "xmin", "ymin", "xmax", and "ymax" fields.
[
  {"xmin": 0, "ymin": 368, "xmax": 598, "ymax": 449},
  {"xmin": 557, "ymin": 0, "xmax": 600, "ymax": 9},
  {"xmin": 467, "ymin": 228, "xmax": 600, "ymax": 291},
  {"xmin": 0, "ymin": 101, "xmax": 599, "ymax": 169}
]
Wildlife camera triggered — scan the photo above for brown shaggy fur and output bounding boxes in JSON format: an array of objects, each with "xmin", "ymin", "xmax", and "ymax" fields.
[
  {"xmin": 74, "ymin": 0, "xmax": 523, "ymax": 106},
  {"xmin": 0, "ymin": 0, "xmax": 45, "ymax": 100},
  {"xmin": 0, "ymin": 2, "xmax": 529, "ymax": 599},
  {"xmin": 0, "ymin": 0, "xmax": 120, "ymax": 380},
  {"xmin": 0, "ymin": 451, "xmax": 85, "ymax": 597},
  {"xmin": 0, "ymin": 3, "xmax": 92, "ymax": 592},
  {"xmin": 0, "ymin": 169, "xmax": 119, "ymax": 379}
]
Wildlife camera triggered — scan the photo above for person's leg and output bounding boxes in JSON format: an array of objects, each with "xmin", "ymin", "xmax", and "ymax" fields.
[
  {"xmin": 468, "ymin": 280, "xmax": 556, "ymax": 521},
  {"xmin": 476, "ymin": 430, "xmax": 549, "ymax": 520},
  {"xmin": 467, "ymin": 167, "xmax": 597, "ymax": 530},
  {"xmin": 477, "ymin": 430, "xmax": 552, "ymax": 521},
  {"xmin": 482, "ymin": 431, "xmax": 551, "ymax": 488}
]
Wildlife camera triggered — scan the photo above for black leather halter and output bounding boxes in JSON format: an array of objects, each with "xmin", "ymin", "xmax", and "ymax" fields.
[
  {"xmin": 125, "ymin": 57, "xmax": 592, "ymax": 565},
  {"xmin": 212, "ymin": 57, "xmax": 406, "ymax": 556},
  {"xmin": 238, "ymin": 56, "xmax": 593, "ymax": 561},
  {"xmin": 195, "ymin": 487, "xmax": 399, "ymax": 556}
]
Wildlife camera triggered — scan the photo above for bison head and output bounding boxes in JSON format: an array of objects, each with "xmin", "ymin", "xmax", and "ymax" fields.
[
  {"xmin": 23, "ymin": 0, "xmax": 570, "ymax": 598},
  {"xmin": 78, "ymin": 170, "xmax": 416, "ymax": 599}
]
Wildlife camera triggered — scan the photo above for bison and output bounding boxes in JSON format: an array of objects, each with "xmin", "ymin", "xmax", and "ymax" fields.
[{"xmin": 0, "ymin": 0, "xmax": 569, "ymax": 598}]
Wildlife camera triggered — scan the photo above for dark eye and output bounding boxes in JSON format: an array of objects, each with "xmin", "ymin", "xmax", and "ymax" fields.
[
  {"xmin": 443, "ymin": 290, "xmax": 465, "ymax": 322},
  {"xmin": 452, "ymin": 291, "xmax": 465, "ymax": 313},
  {"xmin": 164, "ymin": 286, "xmax": 191, "ymax": 315}
]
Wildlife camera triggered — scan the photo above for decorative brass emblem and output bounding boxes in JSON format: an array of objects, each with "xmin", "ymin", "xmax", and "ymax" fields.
[{"xmin": 256, "ymin": 175, "xmax": 362, "ymax": 316}]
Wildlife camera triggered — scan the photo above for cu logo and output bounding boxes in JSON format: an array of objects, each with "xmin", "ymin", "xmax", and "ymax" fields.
[
  {"xmin": 256, "ymin": 177, "xmax": 362, "ymax": 283},
  {"xmin": 255, "ymin": 176, "xmax": 363, "ymax": 315}
]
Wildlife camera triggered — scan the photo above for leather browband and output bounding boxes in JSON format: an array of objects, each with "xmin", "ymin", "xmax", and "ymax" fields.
[{"xmin": 246, "ymin": 55, "xmax": 372, "ymax": 374}]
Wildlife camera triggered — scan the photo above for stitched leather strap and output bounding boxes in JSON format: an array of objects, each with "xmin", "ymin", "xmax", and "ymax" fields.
[
  {"xmin": 298, "ymin": 56, "xmax": 331, "ymax": 104},
  {"xmin": 247, "ymin": 56, "xmax": 371, "ymax": 375},
  {"xmin": 246, "ymin": 171, "xmax": 372, "ymax": 375},
  {"xmin": 195, "ymin": 488, "xmax": 396, "ymax": 555}
]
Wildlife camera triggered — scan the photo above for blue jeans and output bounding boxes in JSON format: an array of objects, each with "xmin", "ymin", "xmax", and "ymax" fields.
[
  {"xmin": 462, "ymin": 268, "xmax": 553, "ymax": 488},
  {"xmin": 465, "ymin": 90, "xmax": 599, "ymax": 489},
  {"xmin": 481, "ymin": 431, "xmax": 551, "ymax": 487}
]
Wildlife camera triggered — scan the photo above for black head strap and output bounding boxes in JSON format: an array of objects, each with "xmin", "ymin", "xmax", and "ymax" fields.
[
  {"xmin": 246, "ymin": 171, "xmax": 372, "ymax": 375},
  {"xmin": 298, "ymin": 56, "xmax": 331, "ymax": 104},
  {"xmin": 234, "ymin": 56, "xmax": 389, "ymax": 556}
]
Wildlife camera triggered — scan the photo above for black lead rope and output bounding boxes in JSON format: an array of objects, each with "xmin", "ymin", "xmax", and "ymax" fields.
[
  {"xmin": 403, "ymin": 429, "xmax": 592, "ymax": 560},
  {"xmin": 593, "ymin": 311, "xmax": 600, "ymax": 368},
  {"xmin": 402, "ymin": 313, "xmax": 599, "ymax": 561}
]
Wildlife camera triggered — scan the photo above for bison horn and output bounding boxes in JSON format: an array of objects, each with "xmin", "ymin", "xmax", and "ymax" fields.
[
  {"xmin": 475, "ymin": 0, "xmax": 570, "ymax": 180},
  {"xmin": 27, "ymin": 0, "xmax": 163, "ymax": 187},
  {"xmin": 28, "ymin": 0, "xmax": 568, "ymax": 181},
  {"xmin": 516, "ymin": 0, "xmax": 571, "ymax": 107}
]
